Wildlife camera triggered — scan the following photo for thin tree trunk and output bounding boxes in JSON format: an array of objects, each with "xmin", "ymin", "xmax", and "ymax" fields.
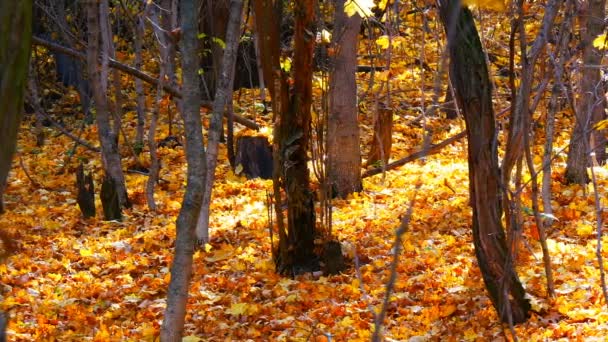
[
  {"xmin": 86, "ymin": 0, "xmax": 130, "ymax": 209},
  {"xmin": 439, "ymin": 1, "xmax": 530, "ymax": 324},
  {"xmin": 328, "ymin": 0, "xmax": 362, "ymax": 198},
  {"xmin": 275, "ymin": 0, "xmax": 318, "ymax": 275},
  {"xmin": 160, "ymin": 0, "xmax": 206, "ymax": 339},
  {"xmin": 134, "ymin": 6, "xmax": 146, "ymax": 152},
  {"xmin": 0, "ymin": 0, "xmax": 33, "ymax": 215},
  {"xmin": 32, "ymin": 36, "xmax": 260, "ymax": 130},
  {"xmin": 195, "ymin": 0, "xmax": 244, "ymax": 243}
]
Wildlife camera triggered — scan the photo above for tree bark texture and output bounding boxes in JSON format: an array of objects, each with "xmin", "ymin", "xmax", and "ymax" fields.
[
  {"xmin": 196, "ymin": 0, "xmax": 244, "ymax": 242},
  {"xmin": 275, "ymin": 0, "xmax": 319, "ymax": 274},
  {"xmin": 565, "ymin": 0, "xmax": 606, "ymax": 183},
  {"xmin": 160, "ymin": 0, "xmax": 206, "ymax": 339},
  {"xmin": 367, "ymin": 105, "xmax": 393, "ymax": 167},
  {"xmin": 86, "ymin": 0, "xmax": 130, "ymax": 209},
  {"xmin": 439, "ymin": 1, "xmax": 530, "ymax": 324},
  {"xmin": 0, "ymin": 0, "xmax": 32, "ymax": 214},
  {"xmin": 328, "ymin": 0, "xmax": 363, "ymax": 198}
]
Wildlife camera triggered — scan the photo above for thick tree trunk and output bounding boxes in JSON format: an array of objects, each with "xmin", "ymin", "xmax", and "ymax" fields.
[
  {"xmin": 565, "ymin": 0, "xmax": 606, "ymax": 183},
  {"xmin": 160, "ymin": 0, "xmax": 206, "ymax": 339},
  {"xmin": 328, "ymin": 0, "xmax": 363, "ymax": 198},
  {"xmin": 86, "ymin": 0, "xmax": 130, "ymax": 210},
  {"xmin": 196, "ymin": 0, "xmax": 244, "ymax": 242},
  {"xmin": 0, "ymin": 1, "xmax": 32, "ymax": 214},
  {"xmin": 439, "ymin": 2, "xmax": 530, "ymax": 324}
]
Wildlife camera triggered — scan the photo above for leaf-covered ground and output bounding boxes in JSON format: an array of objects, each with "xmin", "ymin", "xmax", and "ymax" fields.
[{"xmin": 2, "ymin": 97, "xmax": 608, "ymax": 341}]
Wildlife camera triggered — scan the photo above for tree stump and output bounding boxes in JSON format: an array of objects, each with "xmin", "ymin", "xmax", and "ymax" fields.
[
  {"xmin": 100, "ymin": 176, "xmax": 121, "ymax": 221},
  {"xmin": 76, "ymin": 163, "xmax": 95, "ymax": 218},
  {"xmin": 322, "ymin": 240, "xmax": 345, "ymax": 275},
  {"xmin": 367, "ymin": 105, "xmax": 393, "ymax": 167},
  {"xmin": 234, "ymin": 136, "xmax": 273, "ymax": 179}
]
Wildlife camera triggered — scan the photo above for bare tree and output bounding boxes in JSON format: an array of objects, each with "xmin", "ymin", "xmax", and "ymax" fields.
[
  {"xmin": 160, "ymin": 0, "xmax": 207, "ymax": 339},
  {"xmin": 195, "ymin": 0, "xmax": 244, "ymax": 242},
  {"xmin": 86, "ymin": 0, "xmax": 130, "ymax": 212},
  {"xmin": 438, "ymin": 0, "xmax": 530, "ymax": 324}
]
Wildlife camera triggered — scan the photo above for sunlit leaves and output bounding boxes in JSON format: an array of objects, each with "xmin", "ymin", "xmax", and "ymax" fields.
[
  {"xmin": 593, "ymin": 33, "xmax": 608, "ymax": 49},
  {"xmin": 462, "ymin": 0, "xmax": 506, "ymax": 11},
  {"xmin": 344, "ymin": 0, "xmax": 375, "ymax": 17}
]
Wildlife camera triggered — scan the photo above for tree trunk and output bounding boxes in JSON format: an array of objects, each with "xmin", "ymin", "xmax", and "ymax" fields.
[
  {"xmin": 439, "ymin": 1, "xmax": 530, "ymax": 324},
  {"xmin": 565, "ymin": 0, "xmax": 606, "ymax": 183},
  {"xmin": 275, "ymin": 0, "xmax": 319, "ymax": 275},
  {"xmin": 0, "ymin": 1, "xmax": 32, "ymax": 214},
  {"xmin": 86, "ymin": 0, "xmax": 130, "ymax": 210},
  {"xmin": 196, "ymin": 0, "xmax": 244, "ymax": 243},
  {"xmin": 328, "ymin": 0, "xmax": 363, "ymax": 198},
  {"xmin": 160, "ymin": 0, "xmax": 206, "ymax": 339}
]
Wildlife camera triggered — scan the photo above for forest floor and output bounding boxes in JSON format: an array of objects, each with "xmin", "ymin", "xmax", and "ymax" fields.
[{"xmin": 2, "ymin": 84, "xmax": 608, "ymax": 341}]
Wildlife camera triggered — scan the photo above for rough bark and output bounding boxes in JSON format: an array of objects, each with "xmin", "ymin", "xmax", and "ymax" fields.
[
  {"xmin": 275, "ymin": 0, "xmax": 319, "ymax": 275},
  {"xmin": 76, "ymin": 164, "xmax": 96, "ymax": 218},
  {"xmin": 439, "ymin": 1, "xmax": 530, "ymax": 324},
  {"xmin": 328, "ymin": 0, "xmax": 363, "ymax": 198},
  {"xmin": 565, "ymin": 0, "xmax": 606, "ymax": 183},
  {"xmin": 196, "ymin": 0, "xmax": 244, "ymax": 242},
  {"xmin": 367, "ymin": 105, "xmax": 393, "ymax": 167},
  {"xmin": 160, "ymin": 0, "xmax": 206, "ymax": 339},
  {"xmin": 86, "ymin": 0, "xmax": 130, "ymax": 210},
  {"xmin": 0, "ymin": 0, "xmax": 32, "ymax": 214},
  {"xmin": 0, "ymin": 4, "xmax": 31, "ymax": 337}
]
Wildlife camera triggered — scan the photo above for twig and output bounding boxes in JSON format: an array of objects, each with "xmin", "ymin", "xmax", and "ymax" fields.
[
  {"xmin": 589, "ymin": 164, "xmax": 608, "ymax": 307},
  {"xmin": 32, "ymin": 35, "xmax": 260, "ymax": 130}
]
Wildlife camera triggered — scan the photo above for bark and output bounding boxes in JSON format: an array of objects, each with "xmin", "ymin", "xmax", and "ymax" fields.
[
  {"xmin": 367, "ymin": 105, "xmax": 393, "ymax": 167},
  {"xmin": 0, "ymin": 0, "xmax": 32, "ymax": 215},
  {"xmin": 195, "ymin": 0, "xmax": 244, "ymax": 242},
  {"xmin": 252, "ymin": 0, "xmax": 289, "ymax": 265},
  {"xmin": 439, "ymin": 1, "xmax": 530, "ymax": 324},
  {"xmin": 160, "ymin": 0, "xmax": 206, "ymax": 339},
  {"xmin": 276, "ymin": 0, "xmax": 319, "ymax": 275},
  {"xmin": 86, "ymin": 0, "xmax": 130, "ymax": 210},
  {"xmin": 134, "ymin": 5, "xmax": 146, "ymax": 152},
  {"xmin": 146, "ymin": 0, "xmax": 175, "ymax": 211},
  {"xmin": 565, "ymin": 0, "xmax": 606, "ymax": 183},
  {"xmin": 328, "ymin": 0, "xmax": 363, "ymax": 198}
]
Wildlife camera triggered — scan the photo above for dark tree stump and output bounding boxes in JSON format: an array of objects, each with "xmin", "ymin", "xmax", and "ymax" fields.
[
  {"xmin": 100, "ymin": 176, "xmax": 122, "ymax": 221},
  {"xmin": 76, "ymin": 163, "xmax": 95, "ymax": 218},
  {"xmin": 235, "ymin": 136, "xmax": 273, "ymax": 179},
  {"xmin": 322, "ymin": 240, "xmax": 345, "ymax": 275}
]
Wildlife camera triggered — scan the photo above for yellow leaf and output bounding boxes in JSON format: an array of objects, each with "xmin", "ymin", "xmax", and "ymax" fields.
[
  {"xmin": 462, "ymin": 0, "xmax": 506, "ymax": 11},
  {"xmin": 182, "ymin": 336, "xmax": 204, "ymax": 342},
  {"xmin": 79, "ymin": 248, "xmax": 93, "ymax": 257},
  {"xmin": 321, "ymin": 29, "xmax": 332, "ymax": 44},
  {"xmin": 344, "ymin": 0, "xmax": 375, "ymax": 17},
  {"xmin": 280, "ymin": 57, "xmax": 291, "ymax": 72},
  {"xmin": 376, "ymin": 35, "xmax": 390, "ymax": 49},
  {"xmin": 205, "ymin": 246, "xmax": 234, "ymax": 262},
  {"xmin": 235, "ymin": 164, "xmax": 244, "ymax": 175},
  {"xmin": 593, "ymin": 33, "xmax": 608, "ymax": 49},
  {"xmin": 576, "ymin": 223, "xmax": 594, "ymax": 237},
  {"xmin": 226, "ymin": 302, "xmax": 249, "ymax": 316}
]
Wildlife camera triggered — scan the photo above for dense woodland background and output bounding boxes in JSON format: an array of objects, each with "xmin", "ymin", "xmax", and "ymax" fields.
[{"xmin": 2, "ymin": 0, "xmax": 608, "ymax": 340}]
